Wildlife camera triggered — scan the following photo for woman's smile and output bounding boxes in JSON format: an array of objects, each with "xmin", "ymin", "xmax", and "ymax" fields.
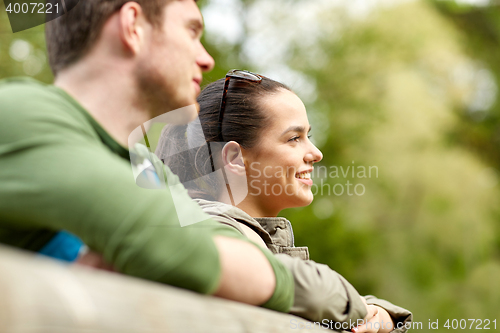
[{"xmin": 295, "ymin": 169, "xmax": 313, "ymax": 186}]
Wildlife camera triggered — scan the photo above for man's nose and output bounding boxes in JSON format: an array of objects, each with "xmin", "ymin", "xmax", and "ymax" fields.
[{"xmin": 198, "ymin": 44, "xmax": 215, "ymax": 72}]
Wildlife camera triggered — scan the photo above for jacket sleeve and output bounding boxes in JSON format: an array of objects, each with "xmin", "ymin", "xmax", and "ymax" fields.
[
  {"xmin": 275, "ymin": 255, "xmax": 414, "ymax": 332},
  {"xmin": 204, "ymin": 210, "xmax": 368, "ymax": 324},
  {"xmin": 364, "ymin": 295, "xmax": 413, "ymax": 333},
  {"xmin": 275, "ymin": 254, "xmax": 367, "ymax": 324}
]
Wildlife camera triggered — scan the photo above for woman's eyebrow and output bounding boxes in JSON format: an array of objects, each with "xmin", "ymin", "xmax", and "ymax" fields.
[{"xmin": 281, "ymin": 125, "xmax": 312, "ymax": 136}]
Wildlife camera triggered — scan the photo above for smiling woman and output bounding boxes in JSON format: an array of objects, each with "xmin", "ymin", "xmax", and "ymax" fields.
[
  {"xmin": 239, "ymin": 87, "xmax": 323, "ymax": 217},
  {"xmin": 156, "ymin": 70, "xmax": 413, "ymax": 332}
]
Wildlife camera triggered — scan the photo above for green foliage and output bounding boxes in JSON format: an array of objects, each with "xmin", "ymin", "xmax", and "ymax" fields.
[
  {"xmin": 287, "ymin": 0, "xmax": 500, "ymax": 327},
  {"xmin": 0, "ymin": 5, "xmax": 53, "ymax": 82},
  {"xmin": 432, "ymin": 0, "xmax": 500, "ymax": 171}
]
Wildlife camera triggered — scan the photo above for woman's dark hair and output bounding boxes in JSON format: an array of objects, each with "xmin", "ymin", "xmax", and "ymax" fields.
[{"xmin": 156, "ymin": 75, "xmax": 291, "ymax": 200}]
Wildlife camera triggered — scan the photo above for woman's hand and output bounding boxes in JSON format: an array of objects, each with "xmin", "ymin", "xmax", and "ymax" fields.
[
  {"xmin": 353, "ymin": 298, "xmax": 395, "ymax": 333},
  {"xmin": 353, "ymin": 304, "xmax": 379, "ymax": 333},
  {"xmin": 75, "ymin": 250, "xmax": 115, "ymax": 271}
]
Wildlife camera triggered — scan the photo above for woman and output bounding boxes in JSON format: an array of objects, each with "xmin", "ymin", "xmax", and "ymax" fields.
[{"xmin": 157, "ymin": 70, "xmax": 412, "ymax": 333}]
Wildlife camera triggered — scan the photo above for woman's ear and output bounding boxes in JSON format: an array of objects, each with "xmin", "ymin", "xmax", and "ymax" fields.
[{"xmin": 221, "ymin": 141, "xmax": 246, "ymax": 176}]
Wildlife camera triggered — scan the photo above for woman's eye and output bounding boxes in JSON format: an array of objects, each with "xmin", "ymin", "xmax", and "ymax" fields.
[{"xmin": 288, "ymin": 135, "xmax": 312, "ymax": 143}]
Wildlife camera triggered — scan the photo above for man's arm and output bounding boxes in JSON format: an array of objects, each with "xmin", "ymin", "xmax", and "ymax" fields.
[
  {"xmin": 213, "ymin": 236, "xmax": 275, "ymax": 304},
  {"xmin": 77, "ymin": 235, "xmax": 293, "ymax": 309},
  {"xmin": 212, "ymin": 236, "xmax": 293, "ymax": 311}
]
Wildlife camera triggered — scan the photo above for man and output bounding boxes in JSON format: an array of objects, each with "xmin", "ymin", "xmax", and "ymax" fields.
[{"xmin": 0, "ymin": 0, "xmax": 293, "ymax": 311}]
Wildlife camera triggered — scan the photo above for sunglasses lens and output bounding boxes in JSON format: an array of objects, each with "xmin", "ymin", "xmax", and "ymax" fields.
[{"xmin": 228, "ymin": 70, "xmax": 261, "ymax": 81}]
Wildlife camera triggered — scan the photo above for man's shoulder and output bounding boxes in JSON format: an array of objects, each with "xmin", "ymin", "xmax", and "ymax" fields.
[
  {"xmin": 0, "ymin": 77, "xmax": 50, "ymax": 96},
  {"xmin": 0, "ymin": 77, "xmax": 69, "ymax": 116},
  {"xmin": 0, "ymin": 77, "xmax": 95, "ymax": 142}
]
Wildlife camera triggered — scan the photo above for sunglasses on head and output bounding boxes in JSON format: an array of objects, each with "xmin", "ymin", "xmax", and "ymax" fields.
[
  {"xmin": 217, "ymin": 69, "xmax": 263, "ymax": 142},
  {"xmin": 206, "ymin": 70, "xmax": 263, "ymax": 200}
]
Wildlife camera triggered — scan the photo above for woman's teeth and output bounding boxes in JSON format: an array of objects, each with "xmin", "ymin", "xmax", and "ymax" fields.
[{"xmin": 296, "ymin": 172, "xmax": 311, "ymax": 179}]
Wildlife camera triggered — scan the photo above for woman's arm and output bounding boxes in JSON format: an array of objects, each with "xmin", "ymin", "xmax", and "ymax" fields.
[
  {"xmin": 275, "ymin": 254, "xmax": 368, "ymax": 324},
  {"xmin": 207, "ymin": 207, "xmax": 411, "ymax": 329},
  {"xmin": 240, "ymin": 225, "xmax": 412, "ymax": 331}
]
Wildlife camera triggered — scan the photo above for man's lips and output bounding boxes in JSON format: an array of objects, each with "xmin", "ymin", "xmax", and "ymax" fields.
[{"xmin": 193, "ymin": 78, "xmax": 202, "ymax": 95}]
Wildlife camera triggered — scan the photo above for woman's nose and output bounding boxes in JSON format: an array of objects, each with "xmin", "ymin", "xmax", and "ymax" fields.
[{"xmin": 304, "ymin": 143, "xmax": 323, "ymax": 164}]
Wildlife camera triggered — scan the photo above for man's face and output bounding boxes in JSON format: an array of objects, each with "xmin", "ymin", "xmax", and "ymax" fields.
[{"xmin": 135, "ymin": 0, "xmax": 214, "ymax": 118}]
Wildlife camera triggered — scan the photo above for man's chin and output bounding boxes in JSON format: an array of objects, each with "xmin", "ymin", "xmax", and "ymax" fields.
[
  {"xmin": 157, "ymin": 103, "xmax": 199, "ymax": 125},
  {"xmin": 184, "ymin": 101, "xmax": 200, "ymax": 124}
]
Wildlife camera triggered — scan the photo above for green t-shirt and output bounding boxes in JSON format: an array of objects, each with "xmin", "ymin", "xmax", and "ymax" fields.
[{"xmin": 0, "ymin": 78, "xmax": 293, "ymax": 311}]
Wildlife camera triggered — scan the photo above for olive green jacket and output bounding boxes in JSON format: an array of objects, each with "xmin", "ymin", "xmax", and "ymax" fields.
[{"xmin": 195, "ymin": 199, "xmax": 413, "ymax": 332}]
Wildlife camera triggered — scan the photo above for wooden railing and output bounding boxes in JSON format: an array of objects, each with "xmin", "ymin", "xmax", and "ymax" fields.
[{"xmin": 0, "ymin": 245, "xmax": 324, "ymax": 333}]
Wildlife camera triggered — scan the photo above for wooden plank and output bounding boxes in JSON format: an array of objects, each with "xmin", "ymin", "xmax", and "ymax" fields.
[{"xmin": 0, "ymin": 245, "xmax": 326, "ymax": 333}]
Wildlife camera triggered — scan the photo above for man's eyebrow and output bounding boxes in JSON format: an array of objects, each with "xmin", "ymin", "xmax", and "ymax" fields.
[
  {"xmin": 189, "ymin": 18, "xmax": 204, "ymax": 32},
  {"xmin": 281, "ymin": 125, "xmax": 312, "ymax": 136}
]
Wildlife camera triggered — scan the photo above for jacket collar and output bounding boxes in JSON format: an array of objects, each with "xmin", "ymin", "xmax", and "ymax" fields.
[{"xmin": 194, "ymin": 199, "xmax": 295, "ymax": 247}]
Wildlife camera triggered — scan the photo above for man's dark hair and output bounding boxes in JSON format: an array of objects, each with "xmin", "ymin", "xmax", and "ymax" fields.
[{"xmin": 45, "ymin": 0, "xmax": 173, "ymax": 75}]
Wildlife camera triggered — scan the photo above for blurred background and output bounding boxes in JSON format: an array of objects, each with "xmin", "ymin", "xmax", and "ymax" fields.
[{"xmin": 1, "ymin": 0, "xmax": 499, "ymax": 330}]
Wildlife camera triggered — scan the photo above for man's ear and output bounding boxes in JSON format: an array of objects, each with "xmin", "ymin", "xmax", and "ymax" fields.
[
  {"xmin": 221, "ymin": 141, "xmax": 246, "ymax": 176},
  {"xmin": 118, "ymin": 2, "xmax": 147, "ymax": 55}
]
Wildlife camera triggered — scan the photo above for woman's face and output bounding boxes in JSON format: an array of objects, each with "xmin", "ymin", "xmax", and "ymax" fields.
[{"xmin": 241, "ymin": 88, "xmax": 323, "ymax": 217}]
